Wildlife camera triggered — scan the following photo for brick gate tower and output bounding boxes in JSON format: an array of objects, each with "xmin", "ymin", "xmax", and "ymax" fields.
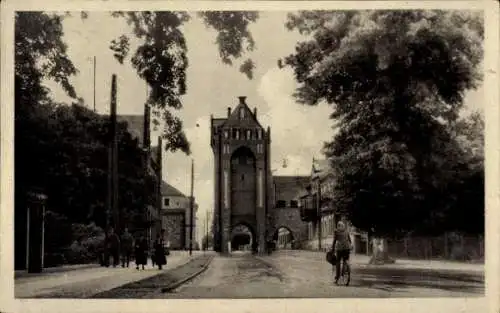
[{"xmin": 210, "ymin": 96, "xmax": 271, "ymax": 254}]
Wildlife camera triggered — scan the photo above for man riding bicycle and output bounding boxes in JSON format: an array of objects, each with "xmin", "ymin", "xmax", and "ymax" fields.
[{"xmin": 331, "ymin": 221, "xmax": 352, "ymax": 285}]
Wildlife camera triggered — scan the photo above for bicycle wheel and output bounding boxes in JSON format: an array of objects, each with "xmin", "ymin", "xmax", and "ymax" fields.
[{"xmin": 340, "ymin": 262, "xmax": 350, "ymax": 286}]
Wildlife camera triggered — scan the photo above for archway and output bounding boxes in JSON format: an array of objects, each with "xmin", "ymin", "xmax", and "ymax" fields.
[
  {"xmin": 231, "ymin": 224, "xmax": 255, "ymax": 252},
  {"xmin": 273, "ymin": 226, "xmax": 295, "ymax": 250}
]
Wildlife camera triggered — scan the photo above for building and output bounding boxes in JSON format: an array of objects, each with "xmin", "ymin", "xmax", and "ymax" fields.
[
  {"xmin": 211, "ymin": 96, "xmax": 272, "ymax": 254},
  {"xmin": 299, "ymin": 158, "xmax": 368, "ymax": 253},
  {"xmin": 271, "ymin": 175, "xmax": 310, "ymax": 249},
  {"xmin": 118, "ymin": 112, "xmax": 198, "ymax": 250},
  {"xmin": 160, "ymin": 182, "xmax": 198, "ymax": 250}
]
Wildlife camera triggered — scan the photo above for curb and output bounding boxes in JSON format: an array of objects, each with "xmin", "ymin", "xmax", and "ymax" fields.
[{"xmin": 160, "ymin": 255, "xmax": 214, "ymax": 293}]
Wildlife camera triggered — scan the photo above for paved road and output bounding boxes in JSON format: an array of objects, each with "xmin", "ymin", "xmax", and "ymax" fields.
[
  {"xmin": 259, "ymin": 250, "xmax": 484, "ymax": 298},
  {"xmin": 162, "ymin": 251, "xmax": 285, "ymax": 298},
  {"xmin": 162, "ymin": 250, "xmax": 484, "ymax": 298},
  {"xmin": 15, "ymin": 251, "xmax": 200, "ymax": 298}
]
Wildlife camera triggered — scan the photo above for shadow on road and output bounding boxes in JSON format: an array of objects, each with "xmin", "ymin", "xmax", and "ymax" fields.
[{"xmin": 350, "ymin": 267, "xmax": 484, "ymax": 294}]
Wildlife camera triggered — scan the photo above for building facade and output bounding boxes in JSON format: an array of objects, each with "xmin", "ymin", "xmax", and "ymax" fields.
[
  {"xmin": 161, "ymin": 182, "xmax": 198, "ymax": 250},
  {"xmin": 300, "ymin": 158, "xmax": 368, "ymax": 253}
]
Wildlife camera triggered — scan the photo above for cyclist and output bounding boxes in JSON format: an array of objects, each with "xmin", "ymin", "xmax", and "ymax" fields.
[{"xmin": 332, "ymin": 221, "xmax": 352, "ymax": 285}]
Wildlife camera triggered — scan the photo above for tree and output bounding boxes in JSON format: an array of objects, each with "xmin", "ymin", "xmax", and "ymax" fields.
[
  {"xmin": 281, "ymin": 11, "xmax": 484, "ymax": 263},
  {"xmin": 106, "ymin": 11, "xmax": 259, "ymax": 154},
  {"xmin": 15, "ymin": 12, "xmax": 80, "ymax": 269}
]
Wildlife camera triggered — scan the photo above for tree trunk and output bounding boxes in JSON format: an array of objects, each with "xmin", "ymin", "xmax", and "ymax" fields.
[{"xmin": 369, "ymin": 237, "xmax": 395, "ymax": 265}]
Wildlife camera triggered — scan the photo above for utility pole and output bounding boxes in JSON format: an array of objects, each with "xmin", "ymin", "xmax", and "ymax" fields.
[
  {"xmin": 189, "ymin": 159, "xmax": 194, "ymax": 256},
  {"xmin": 110, "ymin": 74, "xmax": 119, "ymax": 235},
  {"xmin": 143, "ymin": 98, "xmax": 151, "ymax": 243},
  {"xmin": 93, "ymin": 56, "xmax": 96, "ymax": 112},
  {"xmin": 156, "ymin": 136, "xmax": 163, "ymax": 238},
  {"xmin": 316, "ymin": 178, "xmax": 322, "ymax": 251}
]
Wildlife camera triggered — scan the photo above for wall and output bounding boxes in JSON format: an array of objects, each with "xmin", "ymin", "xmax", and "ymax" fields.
[
  {"xmin": 273, "ymin": 207, "xmax": 307, "ymax": 244},
  {"xmin": 162, "ymin": 213, "xmax": 184, "ymax": 249},
  {"xmin": 162, "ymin": 196, "xmax": 188, "ymax": 210}
]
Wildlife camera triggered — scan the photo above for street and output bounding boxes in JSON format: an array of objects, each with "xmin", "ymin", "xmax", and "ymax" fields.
[{"xmin": 161, "ymin": 250, "xmax": 484, "ymax": 298}]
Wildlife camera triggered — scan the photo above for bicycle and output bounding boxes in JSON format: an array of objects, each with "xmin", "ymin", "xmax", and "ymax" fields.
[{"xmin": 336, "ymin": 257, "xmax": 351, "ymax": 286}]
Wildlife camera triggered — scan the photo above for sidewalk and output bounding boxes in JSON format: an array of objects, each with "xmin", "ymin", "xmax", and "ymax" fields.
[
  {"xmin": 275, "ymin": 250, "xmax": 484, "ymax": 274},
  {"xmin": 15, "ymin": 251, "xmax": 202, "ymax": 298},
  {"xmin": 15, "ymin": 264, "xmax": 101, "ymax": 279}
]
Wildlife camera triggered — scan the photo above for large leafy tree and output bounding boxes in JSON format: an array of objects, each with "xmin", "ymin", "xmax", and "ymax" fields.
[{"xmin": 281, "ymin": 11, "xmax": 484, "ymax": 240}]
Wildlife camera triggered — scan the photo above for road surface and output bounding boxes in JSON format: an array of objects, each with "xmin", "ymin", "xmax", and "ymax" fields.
[{"xmin": 162, "ymin": 250, "xmax": 484, "ymax": 298}]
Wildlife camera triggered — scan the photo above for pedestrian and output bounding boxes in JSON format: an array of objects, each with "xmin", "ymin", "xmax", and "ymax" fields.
[
  {"xmin": 153, "ymin": 230, "xmax": 167, "ymax": 270},
  {"xmin": 135, "ymin": 233, "xmax": 148, "ymax": 270},
  {"xmin": 120, "ymin": 228, "xmax": 133, "ymax": 268},
  {"xmin": 106, "ymin": 228, "xmax": 121, "ymax": 268}
]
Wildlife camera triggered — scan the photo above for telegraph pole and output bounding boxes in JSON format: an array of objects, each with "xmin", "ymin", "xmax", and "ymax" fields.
[
  {"xmin": 317, "ymin": 178, "xmax": 322, "ymax": 251},
  {"xmin": 93, "ymin": 56, "xmax": 96, "ymax": 112},
  {"xmin": 111, "ymin": 74, "xmax": 119, "ymax": 235},
  {"xmin": 189, "ymin": 159, "xmax": 194, "ymax": 256}
]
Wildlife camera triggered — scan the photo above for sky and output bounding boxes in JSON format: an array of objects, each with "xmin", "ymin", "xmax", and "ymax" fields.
[{"xmin": 44, "ymin": 11, "xmax": 484, "ymax": 240}]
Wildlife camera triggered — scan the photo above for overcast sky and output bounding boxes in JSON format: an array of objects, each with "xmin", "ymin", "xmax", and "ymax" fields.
[{"xmin": 44, "ymin": 11, "xmax": 484, "ymax": 239}]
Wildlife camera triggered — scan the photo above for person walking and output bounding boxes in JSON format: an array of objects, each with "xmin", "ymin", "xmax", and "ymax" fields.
[
  {"xmin": 153, "ymin": 230, "xmax": 167, "ymax": 270},
  {"xmin": 120, "ymin": 228, "xmax": 133, "ymax": 268},
  {"xmin": 106, "ymin": 228, "xmax": 121, "ymax": 268},
  {"xmin": 135, "ymin": 233, "xmax": 148, "ymax": 270}
]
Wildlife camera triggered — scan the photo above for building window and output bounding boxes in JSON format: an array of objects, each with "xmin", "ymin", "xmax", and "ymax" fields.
[
  {"xmin": 223, "ymin": 144, "xmax": 230, "ymax": 154},
  {"xmin": 258, "ymin": 129, "xmax": 262, "ymax": 139},
  {"xmin": 247, "ymin": 129, "xmax": 252, "ymax": 140},
  {"xmin": 239, "ymin": 108, "xmax": 245, "ymax": 119},
  {"xmin": 290, "ymin": 200, "xmax": 298, "ymax": 208},
  {"xmin": 236, "ymin": 129, "xmax": 240, "ymax": 140},
  {"xmin": 257, "ymin": 144, "xmax": 263, "ymax": 153},
  {"xmin": 224, "ymin": 130, "xmax": 229, "ymax": 139},
  {"xmin": 276, "ymin": 200, "xmax": 286, "ymax": 208},
  {"xmin": 164, "ymin": 198, "xmax": 170, "ymax": 207}
]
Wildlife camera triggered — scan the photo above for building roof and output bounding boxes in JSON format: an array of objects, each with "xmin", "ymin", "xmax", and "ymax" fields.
[
  {"xmin": 212, "ymin": 96, "xmax": 263, "ymax": 129},
  {"xmin": 273, "ymin": 175, "xmax": 310, "ymax": 201},
  {"xmin": 161, "ymin": 180, "xmax": 186, "ymax": 197}
]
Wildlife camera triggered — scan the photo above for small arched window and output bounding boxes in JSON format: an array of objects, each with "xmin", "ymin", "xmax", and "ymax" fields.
[{"xmin": 239, "ymin": 108, "xmax": 245, "ymax": 119}]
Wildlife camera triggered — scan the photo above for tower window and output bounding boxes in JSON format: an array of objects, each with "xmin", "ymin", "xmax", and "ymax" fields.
[
  {"xmin": 239, "ymin": 108, "xmax": 245, "ymax": 119},
  {"xmin": 257, "ymin": 144, "xmax": 263, "ymax": 153}
]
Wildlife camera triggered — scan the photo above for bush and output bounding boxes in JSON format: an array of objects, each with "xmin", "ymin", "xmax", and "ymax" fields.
[{"xmin": 64, "ymin": 223, "xmax": 105, "ymax": 264}]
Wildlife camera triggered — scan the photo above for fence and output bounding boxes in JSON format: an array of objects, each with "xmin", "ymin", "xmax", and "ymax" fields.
[{"xmin": 387, "ymin": 233, "xmax": 484, "ymax": 262}]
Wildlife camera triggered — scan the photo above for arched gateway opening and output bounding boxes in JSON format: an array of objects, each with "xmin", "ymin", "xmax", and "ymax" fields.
[
  {"xmin": 231, "ymin": 224, "xmax": 254, "ymax": 251},
  {"xmin": 230, "ymin": 146, "xmax": 258, "ymax": 252},
  {"xmin": 273, "ymin": 226, "xmax": 295, "ymax": 250}
]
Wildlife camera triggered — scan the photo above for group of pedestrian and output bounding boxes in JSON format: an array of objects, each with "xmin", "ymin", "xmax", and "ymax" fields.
[{"xmin": 99, "ymin": 227, "xmax": 168, "ymax": 271}]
